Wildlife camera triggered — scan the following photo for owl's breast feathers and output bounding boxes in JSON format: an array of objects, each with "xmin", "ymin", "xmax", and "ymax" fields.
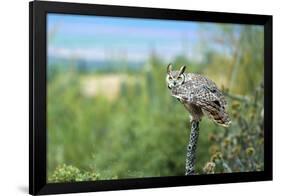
[{"xmin": 169, "ymin": 73, "xmax": 231, "ymax": 127}]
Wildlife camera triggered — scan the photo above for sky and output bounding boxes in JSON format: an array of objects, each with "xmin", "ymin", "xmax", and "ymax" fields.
[
  {"xmin": 47, "ymin": 13, "xmax": 251, "ymax": 64},
  {"xmin": 47, "ymin": 13, "xmax": 207, "ymax": 63}
]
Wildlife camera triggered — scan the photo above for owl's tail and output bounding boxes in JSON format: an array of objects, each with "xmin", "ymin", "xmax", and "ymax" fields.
[
  {"xmin": 200, "ymin": 100, "xmax": 231, "ymax": 127},
  {"xmin": 212, "ymin": 111, "xmax": 231, "ymax": 127}
]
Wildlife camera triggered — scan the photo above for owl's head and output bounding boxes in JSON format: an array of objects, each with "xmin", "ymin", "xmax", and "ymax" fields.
[{"xmin": 166, "ymin": 64, "xmax": 186, "ymax": 89}]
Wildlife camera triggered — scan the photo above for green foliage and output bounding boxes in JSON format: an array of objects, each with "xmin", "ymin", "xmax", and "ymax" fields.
[
  {"xmin": 49, "ymin": 164, "xmax": 100, "ymax": 183},
  {"xmin": 47, "ymin": 24, "xmax": 264, "ymax": 181},
  {"xmin": 203, "ymin": 84, "xmax": 264, "ymax": 173}
]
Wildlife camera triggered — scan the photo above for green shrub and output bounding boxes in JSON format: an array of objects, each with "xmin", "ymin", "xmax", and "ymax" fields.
[
  {"xmin": 49, "ymin": 164, "xmax": 100, "ymax": 183},
  {"xmin": 202, "ymin": 84, "xmax": 264, "ymax": 174}
]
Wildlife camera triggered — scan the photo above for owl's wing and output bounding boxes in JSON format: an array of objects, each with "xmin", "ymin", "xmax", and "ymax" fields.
[
  {"xmin": 173, "ymin": 84, "xmax": 221, "ymax": 106},
  {"xmin": 194, "ymin": 85, "xmax": 231, "ymax": 126},
  {"xmin": 174, "ymin": 83, "xmax": 231, "ymax": 126},
  {"xmin": 194, "ymin": 85, "xmax": 224, "ymax": 110}
]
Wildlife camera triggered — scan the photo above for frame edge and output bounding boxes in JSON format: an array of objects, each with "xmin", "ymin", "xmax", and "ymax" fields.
[
  {"xmin": 29, "ymin": 1, "xmax": 34, "ymax": 195},
  {"xmin": 263, "ymin": 15, "xmax": 273, "ymax": 181},
  {"xmin": 29, "ymin": 1, "xmax": 273, "ymax": 195}
]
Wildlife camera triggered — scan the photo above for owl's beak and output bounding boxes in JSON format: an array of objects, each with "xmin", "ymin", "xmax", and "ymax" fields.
[{"xmin": 168, "ymin": 83, "xmax": 175, "ymax": 89}]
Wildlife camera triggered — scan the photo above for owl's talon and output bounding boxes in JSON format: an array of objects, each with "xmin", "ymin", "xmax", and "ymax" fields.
[{"xmin": 189, "ymin": 116, "xmax": 201, "ymax": 123}]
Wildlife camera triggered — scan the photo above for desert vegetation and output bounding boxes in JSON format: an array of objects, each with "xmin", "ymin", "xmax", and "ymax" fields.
[{"xmin": 47, "ymin": 20, "xmax": 264, "ymax": 182}]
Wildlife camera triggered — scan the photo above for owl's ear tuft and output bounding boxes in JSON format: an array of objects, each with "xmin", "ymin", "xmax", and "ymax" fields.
[
  {"xmin": 167, "ymin": 63, "xmax": 172, "ymax": 74},
  {"xmin": 179, "ymin": 65, "xmax": 186, "ymax": 75}
]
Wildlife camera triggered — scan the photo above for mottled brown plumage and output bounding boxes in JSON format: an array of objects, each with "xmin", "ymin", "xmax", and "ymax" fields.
[{"xmin": 166, "ymin": 64, "xmax": 231, "ymax": 127}]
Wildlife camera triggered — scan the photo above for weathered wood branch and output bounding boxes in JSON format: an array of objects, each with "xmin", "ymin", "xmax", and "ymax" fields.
[{"xmin": 185, "ymin": 120, "xmax": 200, "ymax": 175}]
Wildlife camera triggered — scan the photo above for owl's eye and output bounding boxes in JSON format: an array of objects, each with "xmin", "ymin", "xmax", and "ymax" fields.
[
  {"xmin": 168, "ymin": 76, "xmax": 172, "ymax": 80},
  {"xmin": 177, "ymin": 75, "xmax": 184, "ymax": 80}
]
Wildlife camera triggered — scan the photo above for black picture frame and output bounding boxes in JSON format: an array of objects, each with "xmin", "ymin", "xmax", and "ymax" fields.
[{"xmin": 29, "ymin": 0, "xmax": 273, "ymax": 195}]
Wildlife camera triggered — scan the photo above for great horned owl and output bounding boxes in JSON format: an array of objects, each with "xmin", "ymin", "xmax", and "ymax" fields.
[{"xmin": 166, "ymin": 64, "xmax": 231, "ymax": 127}]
